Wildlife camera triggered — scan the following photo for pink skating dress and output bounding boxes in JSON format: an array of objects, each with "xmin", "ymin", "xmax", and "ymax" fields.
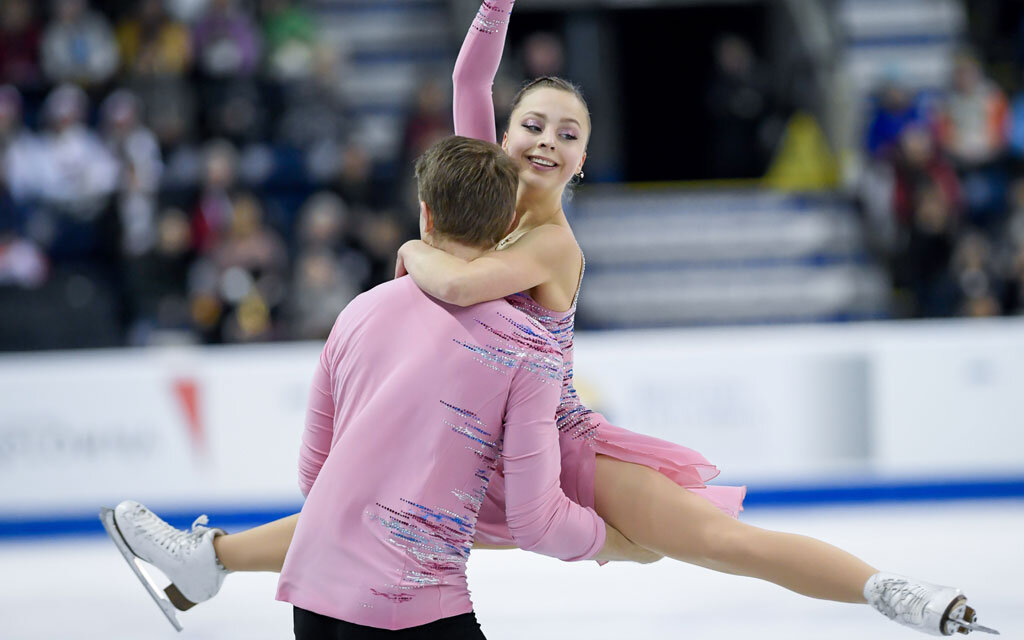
[{"xmin": 458, "ymin": 1, "xmax": 745, "ymax": 540}]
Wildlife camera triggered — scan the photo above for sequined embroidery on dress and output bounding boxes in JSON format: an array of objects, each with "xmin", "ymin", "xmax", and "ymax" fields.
[
  {"xmin": 503, "ymin": 254, "xmax": 601, "ymax": 444},
  {"xmin": 367, "ymin": 402, "xmax": 502, "ymax": 603},
  {"xmin": 472, "ymin": 0, "xmax": 514, "ymax": 34}
]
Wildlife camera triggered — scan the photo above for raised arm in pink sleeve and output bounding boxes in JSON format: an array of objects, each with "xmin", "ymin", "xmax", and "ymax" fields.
[
  {"xmin": 297, "ymin": 351, "xmax": 335, "ymax": 497},
  {"xmin": 501, "ymin": 359, "xmax": 607, "ymax": 562},
  {"xmin": 452, "ymin": 0, "xmax": 515, "ymax": 143}
]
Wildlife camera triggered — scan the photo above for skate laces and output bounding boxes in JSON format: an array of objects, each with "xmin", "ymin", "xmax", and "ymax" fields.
[
  {"xmin": 132, "ymin": 506, "xmax": 210, "ymax": 558},
  {"xmin": 872, "ymin": 577, "xmax": 930, "ymax": 624},
  {"xmin": 190, "ymin": 515, "xmax": 210, "ymax": 532}
]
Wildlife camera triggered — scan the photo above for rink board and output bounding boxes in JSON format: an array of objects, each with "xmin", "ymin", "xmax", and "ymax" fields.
[{"xmin": 0, "ymin": 318, "xmax": 1022, "ymax": 535}]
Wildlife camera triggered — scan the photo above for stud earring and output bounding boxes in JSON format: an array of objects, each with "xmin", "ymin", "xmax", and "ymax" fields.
[{"xmin": 576, "ymin": 171, "xmax": 584, "ymax": 179}]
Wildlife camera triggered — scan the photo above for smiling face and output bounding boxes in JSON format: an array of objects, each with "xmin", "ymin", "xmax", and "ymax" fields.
[{"xmin": 502, "ymin": 86, "xmax": 589, "ymax": 197}]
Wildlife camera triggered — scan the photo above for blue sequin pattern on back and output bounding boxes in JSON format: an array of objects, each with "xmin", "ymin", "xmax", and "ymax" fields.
[{"xmin": 366, "ymin": 388, "xmax": 508, "ymax": 603}]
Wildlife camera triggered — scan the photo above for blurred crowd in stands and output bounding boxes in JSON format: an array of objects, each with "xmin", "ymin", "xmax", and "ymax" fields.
[
  {"xmin": 4, "ymin": 1, "xmax": 1023, "ymax": 352},
  {"xmin": 861, "ymin": 50, "xmax": 1024, "ymax": 320},
  {"xmin": 0, "ymin": 0, "xmax": 455, "ymax": 350}
]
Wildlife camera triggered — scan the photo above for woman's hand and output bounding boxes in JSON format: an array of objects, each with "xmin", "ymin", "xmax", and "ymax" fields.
[
  {"xmin": 594, "ymin": 523, "xmax": 663, "ymax": 564},
  {"xmin": 396, "ymin": 240, "xmax": 428, "ymax": 279},
  {"xmin": 394, "ymin": 241, "xmax": 412, "ymax": 279}
]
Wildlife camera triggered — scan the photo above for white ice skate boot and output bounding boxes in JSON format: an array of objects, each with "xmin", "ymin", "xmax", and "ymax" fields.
[
  {"xmin": 99, "ymin": 500, "xmax": 229, "ymax": 631},
  {"xmin": 864, "ymin": 572, "xmax": 999, "ymax": 636}
]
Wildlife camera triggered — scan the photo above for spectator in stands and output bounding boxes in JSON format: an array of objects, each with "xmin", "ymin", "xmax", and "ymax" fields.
[
  {"xmin": 288, "ymin": 190, "xmax": 368, "ymax": 338},
  {"xmin": 0, "ymin": 176, "xmax": 47, "ymax": 289},
  {"xmin": 897, "ymin": 182, "xmax": 959, "ymax": 318},
  {"xmin": 34, "ymin": 84, "xmax": 119, "ymax": 262},
  {"xmin": 936, "ymin": 52, "xmax": 1009, "ymax": 227},
  {"xmin": 707, "ymin": 33, "xmax": 772, "ymax": 178},
  {"xmin": 261, "ymin": 0, "xmax": 317, "ymax": 82},
  {"xmin": 212, "ymin": 192, "xmax": 287, "ymax": 342},
  {"xmin": 1003, "ymin": 244, "xmax": 1024, "ymax": 314},
  {"xmin": 397, "ymin": 79, "xmax": 452, "ymax": 212},
  {"xmin": 116, "ymin": 0, "xmax": 197, "ymax": 154},
  {"xmin": 193, "ymin": 0, "xmax": 261, "ymax": 78},
  {"xmin": 0, "ymin": 0, "xmax": 43, "ymax": 89},
  {"xmin": 116, "ymin": 0, "xmax": 192, "ymax": 76},
  {"xmin": 522, "ymin": 32, "xmax": 565, "ymax": 79},
  {"xmin": 102, "ymin": 90, "xmax": 162, "ymax": 195},
  {"xmin": 287, "ymin": 248, "xmax": 358, "ymax": 339},
  {"xmin": 328, "ymin": 142, "xmax": 383, "ymax": 211},
  {"xmin": 294, "ymin": 190, "xmax": 370, "ymax": 283},
  {"xmin": 953, "ymin": 231, "xmax": 1003, "ymax": 317},
  {"xmin": 890, "ymin": 124, "xmax": 961, "ymax": 228},
  {"xmin": 276, "ymin": 44, "xmax": 348, "ymax": 149},
  {"xmin": 1005, "ymin": 178, "xmax": 1024, "ymax": 244},
  {"xmin": 124, "ymin": 206, "xmax": 194, "ymax": 343},
  {"xmin": 401, "ymin": 79, "xmax": 451, "ymax": 168},
  {"xmin": 996, "ymin": 179, "xmax": 1024, "ymax": 314},
  {"xmin": 938, "ymin": 52, "xmax": 1009, "ymax": 167},
  {"xmin": 214, "ymin": 191, "xmax": 287, "ymax": 278},
  {"xmin": 101, "ymin": 89, "xmax": 163, "ymax": 258},
  {"xmin": 205, "ymin": 72, "xmax": 267, "ymax": 143},
  {"xmin": 164, "ymin": 0, "xmax": 211, "ymax": 23},
  {"xmin": 491, "ymin": 73, "xmax": 518, "ymax": 138},
  {"xmin": 358, "ymin": 210, "xmax": 410, "ymax": 287},
  {"xmin": 865, "ymin": 74, "xmax": 928, "ymax": 159},
  {"xmin": 193, "ymin": 0, "xmax": 264, "ymax": 141},
  {"xmin": 0, "ymin": 85, "xmax": 47, "ymax": 206},
  {"xmin": 41, "ymin": 0, "xmax": 120, "ymax": 89},
  {"xmin": 295, "ymin": 190, "xmax": 348, "ymax": 250},
  {"xmin": 190, "ymin": 138, "xmax": 238, "ymax": 254}
]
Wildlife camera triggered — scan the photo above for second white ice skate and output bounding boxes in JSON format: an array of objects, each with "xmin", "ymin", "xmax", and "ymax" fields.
[
  {"xmin": 99, "ymin": 500, "xmax": 229, "ymax": 631},
  {"xmin": 100, "ymin": 507, "xmax": 184, "ymax": 631},
  {"xmin": 864, "ymin": 572, "xmax": 999, "ymax": 636}
]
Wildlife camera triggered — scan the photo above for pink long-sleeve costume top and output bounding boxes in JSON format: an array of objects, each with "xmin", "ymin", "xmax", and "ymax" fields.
[
  {"xmin": 276, "ymin": 277, "xmax": 606, "ymax": 630},
  {"xmin": 455, "ymin": 1, "xmax": 747, "ymax": 541}
]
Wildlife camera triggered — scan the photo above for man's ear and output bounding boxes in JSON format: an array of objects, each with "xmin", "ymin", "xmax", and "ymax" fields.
[{"xmin": 420, "ymin": 200, "xmax": 434, "ymax": 234}]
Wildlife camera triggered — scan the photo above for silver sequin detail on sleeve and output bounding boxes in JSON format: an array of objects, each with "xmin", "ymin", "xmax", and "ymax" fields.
[{"xmin": 453, "ymin": 313, "xmax": 562, "ymax": 386}]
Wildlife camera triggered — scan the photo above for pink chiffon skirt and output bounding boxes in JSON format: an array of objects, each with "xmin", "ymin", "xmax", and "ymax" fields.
[{"xmin": 475, "ymin": 412, "xmax": 746, "ymax": 545}]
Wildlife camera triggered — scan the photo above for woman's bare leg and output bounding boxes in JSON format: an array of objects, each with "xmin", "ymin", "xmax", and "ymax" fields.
[
  {"xmin": 594, "ymin": 455, "xmax": 876, "ymax": 603},
  {"xmin": 213, "ymin": 514, "xmax": 298, "ymax": 572}
]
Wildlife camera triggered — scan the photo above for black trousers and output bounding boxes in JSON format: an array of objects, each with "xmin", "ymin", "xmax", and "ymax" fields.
[{"xmin": 294, "ymin": 607, "xmax": 487, "ymax": 640}]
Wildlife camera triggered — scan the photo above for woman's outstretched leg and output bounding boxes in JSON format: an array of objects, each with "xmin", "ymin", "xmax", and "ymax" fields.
[
  {"xmin": 593, "ymin": 454, "xmax": 876, "ymax": 603},
  {"xmin": 593, "ymin": 455, "xmax": 997, "ymax": 635},
  {"xmin": 213, "ymin": 514, "xmax": 298, "ymax": 572}
]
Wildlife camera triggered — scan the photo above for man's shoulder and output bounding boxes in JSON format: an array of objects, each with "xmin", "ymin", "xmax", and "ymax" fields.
[{"xmin": 346, "ymin": 277, "xmax": 420, "ymax": 311}]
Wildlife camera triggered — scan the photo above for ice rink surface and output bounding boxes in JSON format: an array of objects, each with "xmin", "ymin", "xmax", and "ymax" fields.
[{"xmin": 1, "ymin": 500, "xmax": 1021, "ymax": 640}]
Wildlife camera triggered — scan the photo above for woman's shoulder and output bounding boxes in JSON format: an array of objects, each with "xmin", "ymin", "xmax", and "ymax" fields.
[{"xmin": 516, "ymin": 223, "xmax": 578, "ymax": 255}]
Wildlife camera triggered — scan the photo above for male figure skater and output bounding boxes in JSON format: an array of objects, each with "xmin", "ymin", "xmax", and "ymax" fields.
[{"xmin": 103, "ymin": 136, "xmax": 653, "ymax": 638}]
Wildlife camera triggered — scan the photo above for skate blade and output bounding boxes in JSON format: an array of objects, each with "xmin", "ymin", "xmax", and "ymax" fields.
[
  {"xmin": 949, "ymin": 617, "xmax": 1000, "ymax": 635},
  {"xmin": 99, "ymin": 507, "xmax": 183, "ymax": 632}
]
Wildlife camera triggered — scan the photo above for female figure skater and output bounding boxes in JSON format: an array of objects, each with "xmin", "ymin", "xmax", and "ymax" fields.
[{"xmin": 109, "ymin": 1, "xmax": 996, "ymax": 636}]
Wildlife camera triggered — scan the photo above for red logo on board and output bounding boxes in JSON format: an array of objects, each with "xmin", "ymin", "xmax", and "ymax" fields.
[{"xmin": 172, "ymin": 378, "xmax": 206, "ymax": 455}]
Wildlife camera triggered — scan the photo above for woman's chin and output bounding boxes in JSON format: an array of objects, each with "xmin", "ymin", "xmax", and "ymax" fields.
[{"xmin": 519, "ymin": 170, "xmax": 567, "ymax": 194}]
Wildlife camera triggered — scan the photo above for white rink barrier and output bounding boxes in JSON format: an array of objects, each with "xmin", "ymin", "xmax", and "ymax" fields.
[{"xmin": 1, "ymin": 318, "xmax": 1023, "ymax": 522}]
